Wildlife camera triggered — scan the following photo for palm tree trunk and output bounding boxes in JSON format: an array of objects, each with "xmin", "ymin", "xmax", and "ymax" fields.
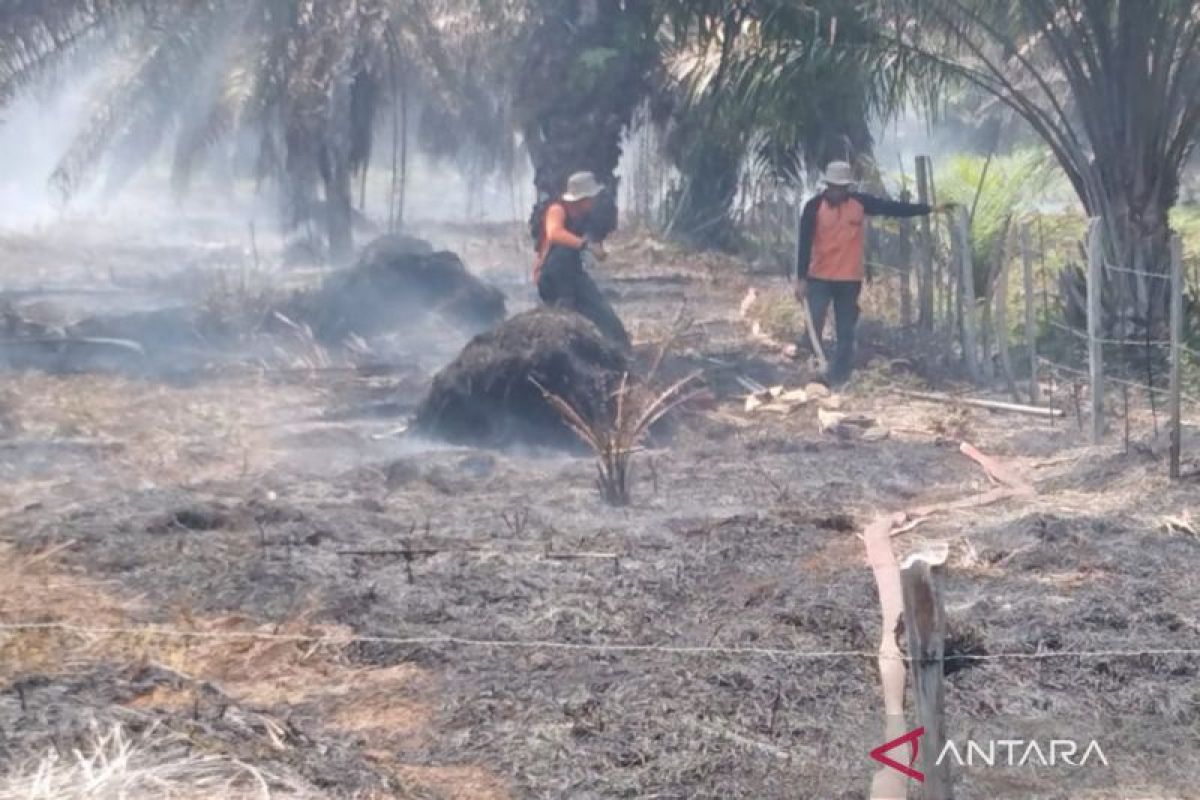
[
  {"xmin": 665, "ymin": 137, "xmax": 741, "ymax": 250},
  {"xmin": 323, "ymin": 156, "xmax": 354, "ymax": 263},
  {"xmin": 517, "ymin": 1, "xmax": 657, "ymax": 241}
]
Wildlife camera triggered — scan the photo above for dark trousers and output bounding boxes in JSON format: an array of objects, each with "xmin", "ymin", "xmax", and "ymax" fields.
[
  {"xmin": 807, "ymin": 278, "xmax": 862, "ymax": 383},
  {"xmin": 537, "ymin": 246, "xmax": 631, "ymax": 349}
]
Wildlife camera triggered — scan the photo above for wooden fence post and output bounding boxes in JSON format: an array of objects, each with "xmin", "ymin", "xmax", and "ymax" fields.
[
  {"xmin": 900, "ymin": 188, "xmax": 914, "ymax": 328},
  {"xmin": 956, "ymin": 207, "xmax": 982, "ymax": 382},
  {"xmin": 1086, "ymin": 218, "xmax": 1104, "ymax": 444},
  {"xmin": 996, "ymin": 231, "xmax": 1019, "ymax": 399},
  {"xmin": 916, "ymin": 156, "xmax": 935, "ymax": 330},
  {"xmin": 901, "ymin": 550, "xmax": 950, "ymax": 800},
  {"xmin": 1020, "ymin": 222, "xmax": 1040, "ymax": 404},
  {"xmin": 1170, "ymin": 234, "xmax": 1184, "ymax": 479}
]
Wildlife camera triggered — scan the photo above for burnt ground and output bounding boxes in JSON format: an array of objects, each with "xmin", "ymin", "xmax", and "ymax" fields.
[{"xmin": 1, "ymin": 218, "xmax": 1199, "ymax": 799}]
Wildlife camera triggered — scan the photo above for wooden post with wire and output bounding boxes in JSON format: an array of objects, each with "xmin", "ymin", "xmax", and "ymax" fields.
[
  {"xmin": 899, "ymin": 191, "xmax": 914, "ymax": 328},
  {"xmin": 916, "ymin": 156, "xmax": 935, "ymax": 330},
  {"xmin": 995, "ymin": 231, "xmax": 1019, "ymax": 400},
  {"xmin": 1020, "ymin": 222, "xmax": 1040, "ymax": 404},
  {"xmin": 901, "ymin": 548, "xmax": 951, "ymax": 800},
  {"xmin": 1086, "ymin": 219, "xmax": 1104, "ymax": 444},
  {"xmin": 1170, "ymin": 234, "xmax": 1184, "ymax": 479},
  {"xmin": 955, "ymin": 207, "xmax": 982, "ymax": 382}
]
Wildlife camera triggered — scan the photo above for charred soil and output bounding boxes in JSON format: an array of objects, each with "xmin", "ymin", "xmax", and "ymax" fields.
[{"xmin": 1, "ymin": 224, "xmax": 1198, "ymax": 799}]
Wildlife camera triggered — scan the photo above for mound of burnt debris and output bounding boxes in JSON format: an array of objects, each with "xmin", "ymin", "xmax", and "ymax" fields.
[
  {"xmin": 414, "ymin": 307, "xmax": 628, "ymax": 448},
  {"xmin": 1, "ymin": 235, "xmax": 505, "ymax": 376},
  {"xmin": 290, "ymin": 234, "xmax": 507, "ymax": 343}
]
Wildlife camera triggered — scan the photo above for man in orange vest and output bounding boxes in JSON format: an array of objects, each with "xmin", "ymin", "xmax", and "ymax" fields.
[
  {"xmin": 795, "ymin": 160, "xmax": 952, "ymax": 386},
  {"xmin": 533, "ymin": 171, "xmax": 630, "ymax": 349}
]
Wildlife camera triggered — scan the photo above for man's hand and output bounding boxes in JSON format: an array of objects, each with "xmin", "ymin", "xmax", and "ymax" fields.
[
  {"xmin": 793, "ymin": 279, "xmax": 808, "ymax": 301},
  {"xmin": 587, "ymin": 240, "xmax": 608, "ymax": 262}
]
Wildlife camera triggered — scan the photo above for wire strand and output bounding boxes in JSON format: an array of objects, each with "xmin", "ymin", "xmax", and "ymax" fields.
[{"xmin": 3, "ymin": 621, "xmax": 1199, "ymax": 664}]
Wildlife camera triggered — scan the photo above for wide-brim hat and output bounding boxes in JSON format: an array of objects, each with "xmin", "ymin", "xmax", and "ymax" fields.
[
  {"xmin": 562, "ymin": 171, "xmax": 605, "ymax": 202},
  {"xmin": 821, "ymin": 161, "xmax": 856, "ymax": 187}
]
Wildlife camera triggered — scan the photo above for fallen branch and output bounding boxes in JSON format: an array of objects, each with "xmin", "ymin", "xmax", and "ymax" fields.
[
  {"xmin": 897, "ymin": 389, "xmax": 1063, "ymax": 418},
  {"xmin": 886, "ymin": 443, "xmax": 1035, "ymax": 537},
  {"xmin": 542, "ymin": 552, "xmax": 620, "ymax": 561},
  {"xmin": 0, "ymin": 336, "xmax": 146, "ymax": 355},
  {"xmin": 959, "ymin": 442, "xmax": 1035, "ymax": 494}
]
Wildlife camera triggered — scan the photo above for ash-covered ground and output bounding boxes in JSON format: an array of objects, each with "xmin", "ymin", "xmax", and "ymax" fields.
[{"xmin": 1, "ymin": 216, "xmax": 1199, "ymax": 799}]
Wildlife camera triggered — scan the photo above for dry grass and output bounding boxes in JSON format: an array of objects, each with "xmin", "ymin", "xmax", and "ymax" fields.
[
  {"xmin": 0, "ymin": 372, "xmax": 303, "ymax": 515},
  {"xmin": 0, "ymin": 721, "xmax": 305, "ymax": 800},
  {"xmin": 0, "ymin": 542, "xmax": 429, "ymax": 733},
  {"xmin": 0, "ymin": 542, "xmax": 133, "ymax": 681},
  {"xmin": 0, "ymin": 540, "xmax": 502, "ymax": 797},
  {"xmin": 743, "ymin": 286, "xmax": 806, "ymax": 342}
]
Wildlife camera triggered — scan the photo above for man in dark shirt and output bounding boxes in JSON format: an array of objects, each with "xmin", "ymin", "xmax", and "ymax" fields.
[
  {"xmin": 794, "ymin": 160, "xmax": 951, "ymax": 386},
  {"xmin": 533, "ymin": 170, "xmax": 630, "ymax": 350}
]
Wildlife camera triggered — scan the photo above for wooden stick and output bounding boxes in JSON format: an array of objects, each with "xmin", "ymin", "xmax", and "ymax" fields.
[
  {"xmin": 901, "ymin": 553, "xmax": 951, "ymax": 799},
  {"xmin": 899, "ymin": 189, "xmax": 914, "ymax": 328},
  {"xmin": 1020, "ymin": 222, "xmax": 1040, "ymax": 404},
  {"xmin": 1170, "ymin": 234, "xmax": 1184, "ymax": 479},
  {"xmin": 800, "ymin": 297, "xmax": 828, "ymax": 372},
  {"xmin": 995, "ymin": 228, "xmax": 1019, "ymax": 400},
  {"xmin": 896, "ymin": 389, "xmax": 1065, "ymax": 418},
  {"xmin": 955, "ymin": 207, "xmax": 982, "ymax": 382},
  {"xmin": 1086, "ymin": 218, "xmax": 1105, "ymax": 444},
  {"xmin": 543, "ymin": 552, "xmax": 620, "ymax": 561},
  {"xmin": 959, "ymin": 441, "xmax": 1035, "ymax": 493},
  {"xmin": 916, "ymin": 156, "xmax": 935, "ymax": 330},
  {"xmin": 0, "ymin": 336, "xmax": 146, "ymax": 354}
]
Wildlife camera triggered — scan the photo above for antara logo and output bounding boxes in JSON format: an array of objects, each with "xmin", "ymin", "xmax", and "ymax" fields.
[{"xmin": 870, "ymin": 727, "xmax": 1110, "ymax": 782}]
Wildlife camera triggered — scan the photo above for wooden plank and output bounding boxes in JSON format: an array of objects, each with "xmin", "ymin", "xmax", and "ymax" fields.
[
  {"xmin": 1086, "ymin": 218, "xmax": 1104, "ymax": 444},
  {"xmin": 901, "ymin": 552, "xmax": 951, "ymax": 800},
  {"xmin": 955, "ymin": 207, "xmax": 982, "ymax": 382},
  {"xmin": 897, "ymin": 389, "xmax": 1065, "ymax": 418},
  {"xmin": 1020, "ymin": 222, "xmax": 1040, "ymax": 403},
  {"xmin": 862, "ymin": 513, "xmax": 910, "ymax": 800},
  {"xmin": 916, "ymin": 156, "xmax": 935, "ymax": 329},
  {"xmin": 1170, "ymin": 234, "xmax": 1184, "ymax": 479}
]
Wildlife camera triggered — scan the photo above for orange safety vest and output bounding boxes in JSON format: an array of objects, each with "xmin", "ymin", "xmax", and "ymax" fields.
[{"xmin": 808, "ymin": 197, "xmax": 867, "ymax": 282}]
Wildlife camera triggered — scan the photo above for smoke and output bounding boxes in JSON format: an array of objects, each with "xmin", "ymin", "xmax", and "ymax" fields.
[{"xmin": 0, "ymin": 82, "xmax": 95, "ymax": 230}]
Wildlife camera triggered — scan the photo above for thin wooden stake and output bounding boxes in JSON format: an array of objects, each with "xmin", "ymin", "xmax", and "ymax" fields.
[
  {"xmin": 899, "ymin": 189, "xmax": 914, "ymax": 327},
  {"xmin": 1073, "ymin": 381, "xmax": 1084, "ymax": 432},
  {"xmin": 1170, "ymin": 234, "xmax": 1184, "ymax": 479},
  {"xmin": 1123, "ymin": 383, "xmax": 1131, "ymax": 455},
  {"xmin": 917, "ymin": 157, "xmax": 935, "ymax": 329},
  {"xmin": 955, "ymin": 207, "xmax": 982, "ymax": 382},
  {"xmin": 1020, "ymin": 222, "xmax": 1040, "ymax": 404},
  {"xmin": 994, "ymin": 230, "xmax": 1016, "ymax": 397},
  {"xmin": 901, "ymin": 551, "xmax": 951, "ymax": 800},
  {"xmin": 1086, "ymin": 219, "xmax": 1104, "ymax": 444}
]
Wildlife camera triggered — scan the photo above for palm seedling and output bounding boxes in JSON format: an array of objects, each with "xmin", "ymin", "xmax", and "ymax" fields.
[{"xmin": 536, "ymin": 369, "xmax": 702, "ymax": 506}]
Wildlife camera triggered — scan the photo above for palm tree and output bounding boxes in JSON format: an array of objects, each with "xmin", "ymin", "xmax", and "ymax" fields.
[
  {"xmin": 0, "ymin": 0, "xmax": 520, "ymax": 261},
  {"xmin": 885, "ymin": 0, "xmax": 1200, "ymax": 331},
  {"xmin": 514, "ymin": 0, "xmax": 661, "ymax": 241},
  {"xmin": 652, "ymin": 0, "xmax": 926, "ymax": 249}
]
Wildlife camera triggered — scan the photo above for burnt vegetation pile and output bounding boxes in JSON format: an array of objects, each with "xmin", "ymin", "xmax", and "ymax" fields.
[
  {"xmin": 0, "ymin": 235, "xmax": 506, "ymax": 376},
  {"xmin": 414, "ymin": 307, "xmax": 629, "ymax": 449},
  {"xmin": 290, "ymin": 234, "xmax": 507, "ymax": 344}
]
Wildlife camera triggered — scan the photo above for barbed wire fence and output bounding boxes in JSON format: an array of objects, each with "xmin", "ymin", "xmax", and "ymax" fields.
[{"xmin": 1027, "ymin": 218, "xmax": 1198, "ymax": 477}]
